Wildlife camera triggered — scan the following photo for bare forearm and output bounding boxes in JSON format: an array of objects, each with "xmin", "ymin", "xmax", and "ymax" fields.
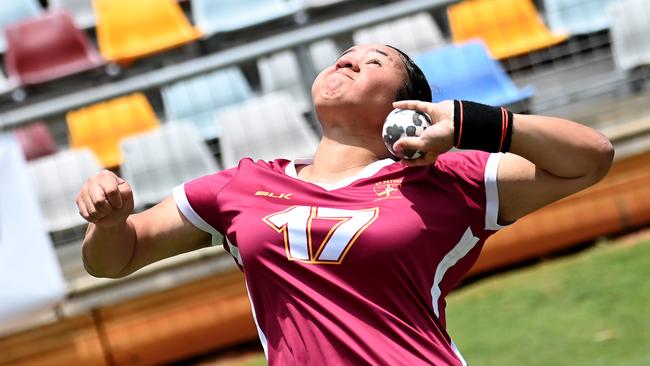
[
  {"xmin": 510, "ymin": 114, "xmax": 614, "ymax": 180},
  {"xmin": 82, "ymin": 218, "xmax": 137, "ymax": 278}
]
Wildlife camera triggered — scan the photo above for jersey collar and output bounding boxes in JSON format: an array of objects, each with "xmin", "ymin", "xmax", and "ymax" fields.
[{"xmin": 285, "ymin": 158, "xmax": 396, "ymax": 191}]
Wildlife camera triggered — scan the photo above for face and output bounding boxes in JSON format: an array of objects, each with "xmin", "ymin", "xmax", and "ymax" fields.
[{"xmin": 312, "ymin": 44, "xmax": 408, "ymax": 130}]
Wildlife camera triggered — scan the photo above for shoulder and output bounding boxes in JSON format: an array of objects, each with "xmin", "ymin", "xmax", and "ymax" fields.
[
  {"xmin": 434, "ymin": 150, "xmax": 492, "ymax": 175},
  {"xmin": 432, "ymin": 150, "xmax": 503, "ymax": 186}
]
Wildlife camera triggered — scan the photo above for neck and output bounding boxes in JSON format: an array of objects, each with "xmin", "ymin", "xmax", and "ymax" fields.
[{"xmin": 299, "ymin": 127, "xmax": 390, "ymax": 183}]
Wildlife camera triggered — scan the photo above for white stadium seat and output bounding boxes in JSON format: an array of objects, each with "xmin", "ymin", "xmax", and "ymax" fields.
[
  {"xmin": 217, "ymin": 92, "xmax": 320, "ymax": 168},
  {"xmin": 607, "ymin": 0, "xmax": 650, "ymax": 71},
  {"xmin": 48, "ymin": 0, "xmax": 96, "ymax": 29},
  {"xmin": 257, "ymin": 49, "xmax": 312, "ymax": 113},
  {"xmin": 308, "ymin": 38, "xmax": 342, "ymax": 75},
  {"xmin": 120, "ymin": 124, "xmax": 220, "ymax": 208},
  {"xmin": 27, "ymin": 148, "xmax": 101, "ymax": 232},
  {"xmin": 352, "ymin": 12, "xmax": 446, "ymax": 56}
]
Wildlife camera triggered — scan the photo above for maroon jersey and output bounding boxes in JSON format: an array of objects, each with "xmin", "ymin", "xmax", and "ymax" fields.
[{"xmin": 173, "ymin": 150, "xmax": 504, "ymax": 365}]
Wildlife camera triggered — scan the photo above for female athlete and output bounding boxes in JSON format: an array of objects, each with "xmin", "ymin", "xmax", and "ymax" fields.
[{"xmin": 77, "ymin": 44, "xmax": 614, "ymax": 365}]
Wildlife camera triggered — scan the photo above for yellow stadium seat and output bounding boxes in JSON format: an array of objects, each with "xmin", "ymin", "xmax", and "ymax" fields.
[
  {"xmin": 93, "ymin": 0, "xmax": 201, "ymax": 65},
  {"xmin": 448, "ymin": 0, "xmax": 568, "ymax": 59},
  {"xmin": 67, "ymin": 93, "xmax": 160, "ymax": 168}
]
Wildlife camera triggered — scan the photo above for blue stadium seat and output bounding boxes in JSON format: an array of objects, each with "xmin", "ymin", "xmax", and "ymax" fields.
[
  {"xmin": 161, "ymin": 67, "xmax": 254, "ymax": 140},
  {"xmin": 414, "ymin": 40, "xmax": 534, "ymax": 106},
  {"xmin": 0, "ymin": 0, "xmax": 42, "ymax": 53},
  {"xmin": 544, "ymin": 0, "xmax": 618, "ymax": 35},
  {"xmin": 192, "ymin": 0, "xmax": 303, "ymax": 37}
]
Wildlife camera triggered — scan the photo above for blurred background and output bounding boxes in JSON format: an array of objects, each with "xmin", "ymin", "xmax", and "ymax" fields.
[{"xmin": 0, "ymin": 0, "xmax": 649, "ymax": 365}]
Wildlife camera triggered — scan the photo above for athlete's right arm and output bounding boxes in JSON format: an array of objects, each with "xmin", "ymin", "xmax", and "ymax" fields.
[{"xmin": 77, "ymin": 170, "xmax": 211, "ymax": 278}]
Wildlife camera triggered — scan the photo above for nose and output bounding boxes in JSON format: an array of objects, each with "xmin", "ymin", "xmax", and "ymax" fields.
[{"xmin": 335, "ymin": 54, "xmax": 360, "ymax": 72}]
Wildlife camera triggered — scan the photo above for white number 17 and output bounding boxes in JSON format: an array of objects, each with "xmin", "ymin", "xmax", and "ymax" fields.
[{"xmin": 263, "ymin": 206, "xmax": 379, "ymax": 264}]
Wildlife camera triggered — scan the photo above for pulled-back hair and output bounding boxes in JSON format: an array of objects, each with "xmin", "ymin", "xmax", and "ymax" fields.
[{"xmin": 386, "ymin": 45, "xmax": 432, "ymax": 103}]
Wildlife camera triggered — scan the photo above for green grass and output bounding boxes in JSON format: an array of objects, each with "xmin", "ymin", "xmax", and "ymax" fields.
[
  {"xmin": 447, "ymin": 239, "xmax": 650, "ymax": 366},
  {"xmin": 236, "ymin": 239, "xmax": 650, "ymax": 366}
]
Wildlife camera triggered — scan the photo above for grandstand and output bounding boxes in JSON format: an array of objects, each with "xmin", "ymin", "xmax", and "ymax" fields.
[{"xmin": 0, "ymin": 0, "xmax": 649, "ymax": 364}]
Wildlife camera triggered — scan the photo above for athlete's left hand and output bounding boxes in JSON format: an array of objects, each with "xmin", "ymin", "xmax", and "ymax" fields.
[{"xmin": 392, "ymin": 100, "xmax": 455, "ymax": 166}]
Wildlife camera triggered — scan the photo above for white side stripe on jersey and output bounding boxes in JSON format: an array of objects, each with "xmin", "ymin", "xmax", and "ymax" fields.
[
  {"xmin": 173, "ymin": 185, "xmax": 222, "ymax": 246},
  {"xmin": 225, "ymin": 236, "xmax": 243, "ymax": 266},
  {"xmin": 451, "ymin": 340, "xmax": 469, "ymax": 366},
  {"xmin": 484, "ymin": 153, "xmax": 505, "ymax": 231},
  {"xmin": 430, "ymin": 227, "xmax": 480, "ymax": 318},
  {"xmin": 245, "ymin": 280, "xmax": 268, "ymax": 359}
]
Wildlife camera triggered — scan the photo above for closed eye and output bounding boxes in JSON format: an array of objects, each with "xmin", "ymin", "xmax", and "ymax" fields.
[{"xmin": 367, "ymin": 59, "xmax": 382, "ymax": 66}]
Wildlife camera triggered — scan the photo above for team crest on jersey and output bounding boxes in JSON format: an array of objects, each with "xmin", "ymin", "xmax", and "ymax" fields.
[{"xmin": 373, "ymin": 178, "xmax": 403, "ymax": 200}]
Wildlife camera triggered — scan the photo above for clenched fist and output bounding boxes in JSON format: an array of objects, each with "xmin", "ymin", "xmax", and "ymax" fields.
[{"xmin": 76, "ymin": 170, "xmax": 134, "ymax": 228}]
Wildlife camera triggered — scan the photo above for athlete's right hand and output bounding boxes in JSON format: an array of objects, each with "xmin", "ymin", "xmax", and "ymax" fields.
[{"xmin": 76, "ymin": 170, "xmax": 134, "ymax": 228}]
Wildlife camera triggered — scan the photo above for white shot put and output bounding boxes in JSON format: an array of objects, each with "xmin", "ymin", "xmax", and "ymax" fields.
[{"xmin": 382, "ymin": 108, "xmax": 432, "ymax": 159}]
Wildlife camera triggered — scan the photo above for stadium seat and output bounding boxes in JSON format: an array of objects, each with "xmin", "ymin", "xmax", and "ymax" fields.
[
  {"xmin": 448, "ymin": 0, "xmax": 567, "ymax": 59},
  {"xmin": 414, "ymin": 40, "xmax": 534, "ymax": 106},
  {"xmin": 258, "ymin": 40, "xmax": 339, "ymax": 107},
  {"xmin": 94, "ymin": 0, "xmax": 201, "ymax": 65},
  {"xmin": 0, "ymin": 0, "xmax": 42, "ymax": 53},
  {"xmin": 352, "ymin": 12, "xmax": 445, "ymax": 56},
  {"xmin": 3, "ymin": 10, "xmax": 105, "ymax": 86},
  {"xmin": 13, "ymin": 122, "xmax": 58, "ymax": 161},
  {"xmin": 48, "ymin": 0, "xmax": 95, "ymax": 29},
  {"xmin": 120, "ymin": 124, "xmax": 220, "ymax": 207},
  {"xmin": 544, "ymin": 0, "xmax": 618, "ymax": 35},
  {"xmin": 308, "ymin": 38, "xmax": 341, "ymax": 74},
  {"xmin": 257, "ymin": 49, "xmax": 312, "ymax": 113},
  {"xmin": 66, "ymin": 93, "xmax": 160, "ymax": 168},
  {"xmin": 301, "ymin": 0, "xmax": 348, "ymax": 8},
  {"xmin": 192, "ymin": 0, "xmax": 303, "ymax": 37},
  {"xmin": 0, "ymin": 69, "xmax": 16, "ymax": 95},
  {"xmin": 607, "ymin": 0, "xmax": 650, "ymax": 71},
  {"xmin": 217, "ymin": 92, "xmax": 320, "ymax": 168},
  {"xmin": 27, "ymin": 148, "xmax": 101, "ymax": 232},
  {"xmin": 161, "ymin": 67, "xmax": 253, "ymax": 140}
]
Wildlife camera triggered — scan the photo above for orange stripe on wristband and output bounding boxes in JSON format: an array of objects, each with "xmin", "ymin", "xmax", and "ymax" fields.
[
  {"xmin": 455, "ymin": 100, "xmax": 464, "ymax": 148},
  {"xmin": 499, "ymin": 107, "xmax": 507, "ymax": 152}
]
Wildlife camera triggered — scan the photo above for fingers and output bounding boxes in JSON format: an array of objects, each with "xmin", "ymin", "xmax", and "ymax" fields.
[
  {"xmin": 97, "ymin": 175, "xmax": 123, "ymax": 209},
  {"xmin": 391, "ymin": 118, "xmax": 455, "ymax": 166},
  {"xmin": 88, "ymin": 184, "xmax": 111, "ymax": 217},
  {"xmin": 393, "ymin": 136, "xmax": 431, "ymax": 157},
  {"xmin": 76, "ymin": 191, "xmax": 93, "ymax": 223},
  {"xmin": 392, "ymin": 100, "xmax": 454, "ymax": 123},
  {"xmin": 79, "ymin": 185, "xmax": 105, "ymax": 222},
  {"xmin": 117, "ymin": 181, "xmax": 134, "ymax": 213},
  {"xmin": 393, "ymin": 100, "xmax": 430, "ymax": 112},
  {"xmin": 401, "ymin": 151, "xmax": 438, "ymax": 167}
]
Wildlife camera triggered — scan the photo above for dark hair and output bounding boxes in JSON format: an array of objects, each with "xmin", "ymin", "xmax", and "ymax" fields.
[{"xmin": 386, "ymin": 45, "xmax": 432, "ymax": 103}]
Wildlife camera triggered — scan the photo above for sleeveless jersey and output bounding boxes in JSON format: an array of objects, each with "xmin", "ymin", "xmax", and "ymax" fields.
[{"xmin": 173, "ymin": 150, "xmax": 505, "ymax": 365}]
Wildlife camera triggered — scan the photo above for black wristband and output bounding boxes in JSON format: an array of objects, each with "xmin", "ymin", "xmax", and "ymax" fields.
[{"xmin": 453, "ymin": 100, "xmax": 513, "ymax": 153}]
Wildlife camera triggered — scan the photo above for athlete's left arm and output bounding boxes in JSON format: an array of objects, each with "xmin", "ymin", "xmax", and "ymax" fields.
[
  {"xmin": 495, "ymin": 114, "xmax": 614, "ymax": 224},
  {"xmin": 391, "ymin": 100, "xmax": 615, "ymax": 226}
]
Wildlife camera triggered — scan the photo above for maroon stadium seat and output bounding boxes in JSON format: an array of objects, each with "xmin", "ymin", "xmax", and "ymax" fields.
[
  {"xmin": 13, "ymin": 122, "xmax": 58, "ymax": 161},
  {"xmin": 3, "ymin": 10, "xmax": 104, "ymax": 86}
]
